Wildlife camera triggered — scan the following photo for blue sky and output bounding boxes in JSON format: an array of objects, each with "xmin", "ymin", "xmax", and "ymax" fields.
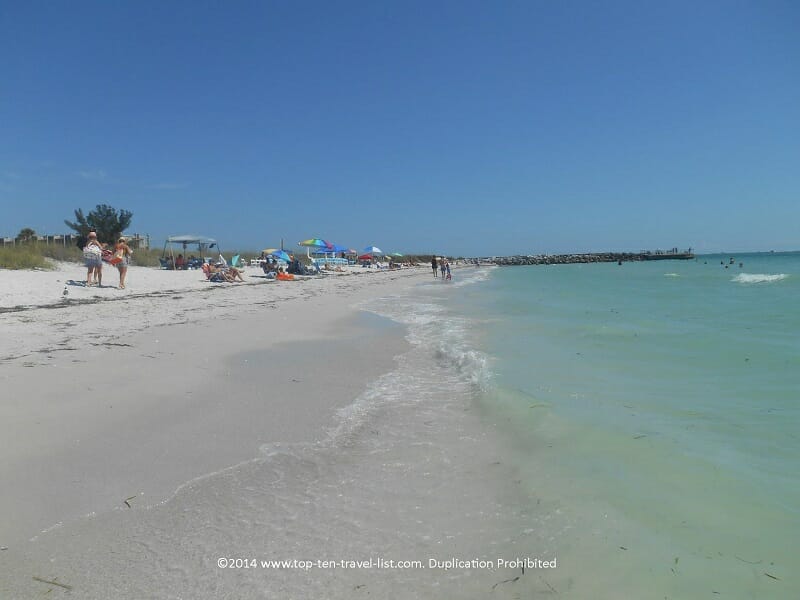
[{"xmin": 2, "ymin": 1, "xmax": 798, "ymax": 255}]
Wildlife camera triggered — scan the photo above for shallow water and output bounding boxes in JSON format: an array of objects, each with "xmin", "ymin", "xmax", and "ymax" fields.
[{"xmin": 450, "ymin": 253, "xmax": 799, "ymax": 598}]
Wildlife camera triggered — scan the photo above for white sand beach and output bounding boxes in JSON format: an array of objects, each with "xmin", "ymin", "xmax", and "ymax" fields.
[
  {"xmin": 1, "ymin": 262, "xmax": 548, "ymax": 599},
  {"xmin": 0, "ymin": 265, "xmax": 420, "ymax": 589},
  {"xmin": 0, "ymin": 263, "xmax": 422, "ymax": 537}
]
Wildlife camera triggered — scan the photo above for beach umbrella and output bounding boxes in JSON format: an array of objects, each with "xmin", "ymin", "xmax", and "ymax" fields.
[
  {"xmin": 299, "ymin": 238, "xmax": 332, "ymax": 250},
  {"xmin": 391, "ymin": 252, "xmax": 404, "ymax": 257},
  {"xmin": 270, "ymin": 250, "xmax": 291, "ymax": 262},
  {"xmin": 299, "ymin": 238, "xmax": 332, "ymax": 258},
  {"xmin": 358, "ymin": 254, "xmax": 374, "ymax": 261},
  {"xmin": 363, "ymin": 245, "xmax": 383, "ymax": 255}
]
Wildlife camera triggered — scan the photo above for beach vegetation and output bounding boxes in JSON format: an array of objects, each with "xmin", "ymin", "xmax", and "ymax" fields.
[
  {"xmin": 0, "ymin": 244, "xmax": 52, "ymax": 270},
  {"xmin": 64, "ymin": 204, "xmax": 133, "ymax": 246},
  {"xmin": 40, "ymin": 244, "xmax": 84, "ymax": 263},
  {"xmin": 15, "ymin": 227, "xmax": 38, "ymax": 244},
  {"xmin": 129, "ymin": 247, "xmax": 164, "ymax": 267}
]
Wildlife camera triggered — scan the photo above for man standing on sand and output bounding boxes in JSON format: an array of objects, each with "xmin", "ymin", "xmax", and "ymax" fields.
[{"xmin": 431, "ymin": 256, "xmax": 438, "ymax": 278}]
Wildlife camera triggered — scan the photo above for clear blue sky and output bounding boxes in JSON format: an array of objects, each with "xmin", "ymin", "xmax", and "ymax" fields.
[{"xmin": 2, "ymin": 1, "xmax": 798, "ymax": 255}]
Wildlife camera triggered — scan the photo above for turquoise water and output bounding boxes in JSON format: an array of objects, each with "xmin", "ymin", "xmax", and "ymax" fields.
[{"xmin": 449, "ymin": 253, "xmax": 799, "ymax": 598}]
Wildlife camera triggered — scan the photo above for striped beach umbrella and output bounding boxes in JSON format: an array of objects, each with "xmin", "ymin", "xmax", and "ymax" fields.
[
  {"xmin": 299, "ymin": 238, "xmax": 332, "ymax": 257},
  {"xmin": 299, "ymin": 238, "xmax": 332, "ymax": 249}
]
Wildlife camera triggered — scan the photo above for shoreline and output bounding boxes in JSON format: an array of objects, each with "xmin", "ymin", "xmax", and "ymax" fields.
[
  {"xmin": 0, "ymin": 264, "xmax": 426, "ymax": 551},
  {"xmin": 1, "ymin": 264, "xmax": 552, "ymax": 599}
]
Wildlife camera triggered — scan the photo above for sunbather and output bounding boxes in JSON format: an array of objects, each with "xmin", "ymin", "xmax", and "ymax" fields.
[{"xmin": 203, "ymin": 263, "xmax": 244, "ymax": 283}]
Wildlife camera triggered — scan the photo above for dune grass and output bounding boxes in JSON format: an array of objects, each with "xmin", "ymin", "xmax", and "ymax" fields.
[
  {"xmin": 0, "ymin": 245, "xmax": 54, "ymax": 270},
  {"xmin": 1, "ymin": 242, "xmax": 435, "ymax": 271}
]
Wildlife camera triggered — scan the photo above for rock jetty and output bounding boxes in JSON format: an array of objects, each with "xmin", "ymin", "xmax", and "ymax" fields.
[{"xmin": 488, "ymin": 251, "xmax": 694, "ymax": 266}]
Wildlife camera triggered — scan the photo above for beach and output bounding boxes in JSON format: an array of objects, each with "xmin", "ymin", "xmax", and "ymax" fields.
[
  {"xmin": 1, "ymin": 263, "xmax": 547, "ymax": 599},
  {"xmin": 0, "ymin": 264, "xmax": 452, "ymax": 594},
  {"xmin": 4, "ymin": 256, "xmax": 795, "ymax": 599}
]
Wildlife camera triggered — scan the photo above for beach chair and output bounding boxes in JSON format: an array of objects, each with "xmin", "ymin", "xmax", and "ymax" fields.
[{"xmin": 202, "ymin": 263, "xmax": 227, "ymax": 282}]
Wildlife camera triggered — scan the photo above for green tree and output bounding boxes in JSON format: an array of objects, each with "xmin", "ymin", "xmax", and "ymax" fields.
[
  {"xmin": 15, "ymin": 227, "xmax": 37, "ymax": 243},
  {"xmin": 65, "ymin": 204, "xmax": 133, "ymax": 245}
]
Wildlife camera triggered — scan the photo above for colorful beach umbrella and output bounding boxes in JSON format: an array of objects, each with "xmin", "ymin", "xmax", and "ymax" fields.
[
  {"xmin": 299, "ymin": 238, "xmax": 332, "ymax": 258},
  {"xmin": 270, "ymin": 250, "xmax": 291, "ymax": 262},
  {"xmin": 362, "ymin": 245, "xmax": 383, "ymax": 255},
  {"xmin": 391, "ymin": 252, "xmax": 404, "ymax": 257},
  {"xmin": 299, "ymin": 238, "xmax": 332, "ymax": 249}
]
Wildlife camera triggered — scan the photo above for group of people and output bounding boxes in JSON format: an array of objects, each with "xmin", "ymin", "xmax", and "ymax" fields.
[
  {"xmin": 260, "ymin": 255, "xmax": 319, "ymax": 278},
  {"xmin": 171, "ymin": 254, "xmax": 202, "ymax": 270},
  {"xmin": 83, "ymin": 232, "xmax": 133, "ymax": 289},
  {"xmin": 431, "ymin": 256, "xmax": 452, "ymax": 281},
  {"xmin": 202, "ymin": 261, "xmax": 245, "ymax": 282}
]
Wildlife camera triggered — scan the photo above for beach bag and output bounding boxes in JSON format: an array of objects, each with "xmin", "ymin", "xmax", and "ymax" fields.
[
  {"xmin": 110, "ymin": 248, "xmax": 125, "ymax": 265},
  {"xmin": 83, "ymin": 245, "xmax": 101, "ymax": 260}
]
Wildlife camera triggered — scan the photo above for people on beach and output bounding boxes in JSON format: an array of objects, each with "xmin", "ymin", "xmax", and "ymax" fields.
[
  {"xmin": 175, "ymin": 254, "xmax": 186, "ymax": 270},
  {"xmin": 114, "ymin": 237, "xmax": 133, "ymax": 289},
  {"xmin": 204, "ymin": 262, "xmax": 244, "ymax": 283},
  {"xmin": 83, "ymin": 231, "xmax": 104, "ymax": 286},
  {"xmin": 445, "ymin": 261, "xmax": 452, "ymax": 281},
  {"xmin": 227, "ymin": 266, "xmax": 245, "ymax": 282},
  {"xmin": 440, "ymin": 259, "xmax": 446, "ymax": 279},
  {"xmin": 431, "ymin": 256, "xmax": 438, "ymax": 278},
  {"xmin": 215, "ymin": 262, "xmax": 244, "ymax": 282}
]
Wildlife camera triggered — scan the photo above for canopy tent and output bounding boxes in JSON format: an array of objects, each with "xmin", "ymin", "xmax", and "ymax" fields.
[{"xmin": 161, "ymin": 235, "xmax": 220, "ymax": 269}]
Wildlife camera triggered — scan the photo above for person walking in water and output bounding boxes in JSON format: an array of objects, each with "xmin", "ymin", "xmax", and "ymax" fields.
[
  {"xmin": 431, "ymin": 256, "xmax": 438, "ymax": 278},
  {"xmin": 440, "ymin": 258, "xmax": 446, "ymax": 279},
  {"xmin": 113, "ymin": 237, "xmax": 133, "ymax": 289}
]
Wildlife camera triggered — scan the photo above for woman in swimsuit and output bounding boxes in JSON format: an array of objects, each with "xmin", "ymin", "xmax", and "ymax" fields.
[{"xmin": 113, "ymin": 237, "xmax": 133, "ymax": 289}]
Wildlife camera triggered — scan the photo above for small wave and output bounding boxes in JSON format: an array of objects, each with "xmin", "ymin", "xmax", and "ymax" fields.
[
  {"xmin": 663, "ymin": 273, "xmax": 680, "ymax": 278},
  {"xmin": 434, "ymin": 340, "xmax": 491, "ymax": 388},
  {"xmin": 732, "ymin": 273, "xmax": 789, "ymax": 284},
  {"xmin": 450, "ymin": 266, "xmax": 494, "ymax": 287}
]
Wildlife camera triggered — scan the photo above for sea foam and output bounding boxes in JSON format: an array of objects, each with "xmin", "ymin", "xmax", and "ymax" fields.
[{"xmin": 732, "ymin": 273, "xmax": 789, "ymax": 284}]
